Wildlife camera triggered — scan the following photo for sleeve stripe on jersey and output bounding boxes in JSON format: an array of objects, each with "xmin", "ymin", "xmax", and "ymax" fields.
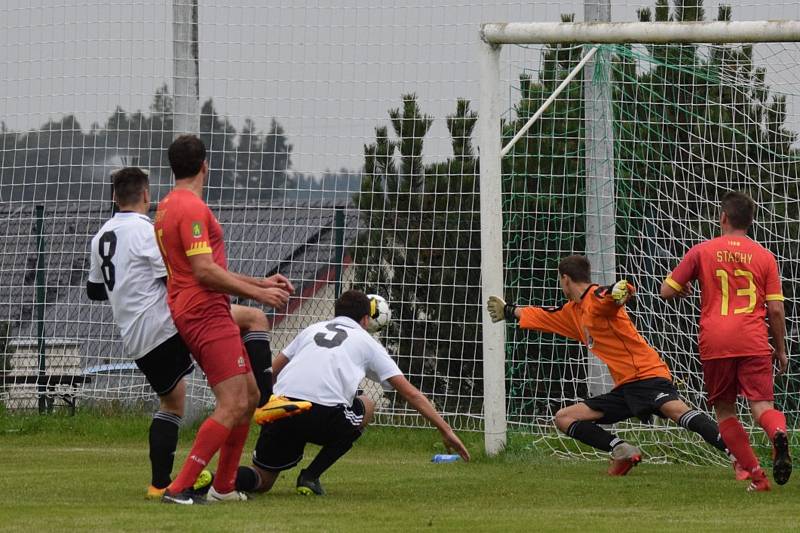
[
  {"xmin": 665, "ymin": 276, "xmax": 683, "ymax": 292},
  {"xmin": 185, "ymin": 241, "xmax": 212, "ymax": 256},
  {"xmin": 766, "ymin": 294, "xmax": 785, "ymax": 302}
]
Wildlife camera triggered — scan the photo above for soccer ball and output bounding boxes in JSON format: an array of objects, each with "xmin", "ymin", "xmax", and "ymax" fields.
[{"xmin": 366, "ymin": 294, "xmax": 391, "ymax": 332}]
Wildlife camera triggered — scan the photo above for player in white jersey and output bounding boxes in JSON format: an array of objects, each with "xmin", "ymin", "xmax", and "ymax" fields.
[
  {"xmin": 235, "ymin": 290, "xmax": 471, "ymax": 496},
  {"xmin": 86, "ymin": 167, "xmax": 205, "ymax": 499}
]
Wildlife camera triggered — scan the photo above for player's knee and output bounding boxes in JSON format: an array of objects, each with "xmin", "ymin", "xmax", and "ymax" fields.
[
  {"xmin": 553, "ymin": 408, "xmax": 574, "ymax": 432},
  {"xmin": 357, "ymin": 395, "xmax": 376, "ymax": 428},
  {"xmin": 159, "ymin": 381, "xmax": 186, "ymax": 417},
  {"xmin": 235, "ymin": 306, "xmax": 269, "ymax": 333}
]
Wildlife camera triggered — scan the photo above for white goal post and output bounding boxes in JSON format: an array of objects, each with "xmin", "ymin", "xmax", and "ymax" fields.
[{"xmin": 478, "ymin": 21, "xmax": 800, "ymax": 457}]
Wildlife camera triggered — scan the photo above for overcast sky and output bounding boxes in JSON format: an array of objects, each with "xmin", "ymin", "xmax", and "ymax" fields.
[{"xmin": 2, "ymin": 0, "xmax": 800, "ymax": 174}]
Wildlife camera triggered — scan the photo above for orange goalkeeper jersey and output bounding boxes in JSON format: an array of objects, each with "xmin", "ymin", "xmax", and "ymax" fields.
[{"xmin": 518, "ymin": 284, "xmax": 672, "ymax": 388}]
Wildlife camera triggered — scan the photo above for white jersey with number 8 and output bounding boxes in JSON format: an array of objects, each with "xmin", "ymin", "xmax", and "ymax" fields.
[{"xmin": 88, "ymin": 212, "xmax": 177, "ymax": 359}]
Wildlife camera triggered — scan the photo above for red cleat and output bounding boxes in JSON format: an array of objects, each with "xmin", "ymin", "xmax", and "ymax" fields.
[
  {"xmin": 608, "ymin": 443, "xmax": 642, "ymax": 476},
  {"xmin": 746, "ymin": 468, "xmax": 770, "ymax": 492},
  {"xmin": 732, "ymin": 459, "xmax": 751, "ymax": 481}
]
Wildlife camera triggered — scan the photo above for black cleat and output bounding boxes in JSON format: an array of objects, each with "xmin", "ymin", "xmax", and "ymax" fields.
[
  {"xmin": 773, "ymin": 431, "xmax": 792, "ymax": 486},
  {"xmin": 296, "ymin": 470, "xmax": 326, "ymax": 496},
  {"xmin": 161, "ymin": 488, "xmax": 208, "ymax": 505}
]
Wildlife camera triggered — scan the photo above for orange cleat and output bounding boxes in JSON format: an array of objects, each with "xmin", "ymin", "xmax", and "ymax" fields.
[
  {"xmin": 608, "ymin": 443, "xmax": 642, "ymax": 476},
  {"xmin": 146, "ymin": 485, "xmax": 166, "ymax": 500},
  {"xmin": 253, "ymin": 395, "xmax": 312, "ymax": 425}
]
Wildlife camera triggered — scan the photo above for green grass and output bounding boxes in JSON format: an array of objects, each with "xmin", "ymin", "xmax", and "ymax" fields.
[{"xmin": 1, "ymin": 413, "xmax": 799, "ymax": 532}]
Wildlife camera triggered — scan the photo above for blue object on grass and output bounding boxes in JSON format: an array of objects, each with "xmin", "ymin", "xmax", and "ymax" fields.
[{"xmin": 431, "ymin": 454, "xmax": 461, "ymax": 463}]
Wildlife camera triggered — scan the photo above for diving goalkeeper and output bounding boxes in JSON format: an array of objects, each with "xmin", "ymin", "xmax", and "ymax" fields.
[{"xmin": 488, "ymin": 255, "xmax": 730, "ymax": 476}]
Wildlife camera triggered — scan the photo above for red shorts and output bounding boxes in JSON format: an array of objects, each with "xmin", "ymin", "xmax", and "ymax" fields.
[
  {"xmin": 173, "ymin": 300, "xmax": 251, "ymax": 387},
  {"xmin": 701, "ymin": 355, "xmax": 774, "ymax": 406}
]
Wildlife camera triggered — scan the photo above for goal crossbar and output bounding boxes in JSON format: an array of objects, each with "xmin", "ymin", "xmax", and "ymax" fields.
[{"xmin": 481, "ymin": 20, "xmax": 800, "ymax": 45}]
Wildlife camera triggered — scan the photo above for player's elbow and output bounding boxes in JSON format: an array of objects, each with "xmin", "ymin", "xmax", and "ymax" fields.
[
  {"xmin": 767, "ymin": 301, "xmax": 785, "ymax": 322},
  {"xmin": 192, "ymin": 262, "xmax": 217, "ymax": 287}
]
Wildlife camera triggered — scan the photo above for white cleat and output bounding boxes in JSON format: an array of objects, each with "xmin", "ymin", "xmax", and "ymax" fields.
[{"xmin": 206, "ymin": 486, "xmax": 249, "ymax": 503}]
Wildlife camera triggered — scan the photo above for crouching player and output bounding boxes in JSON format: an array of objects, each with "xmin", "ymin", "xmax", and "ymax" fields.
[
  {"xmin": 488, "ymin": 255, "xmax": 730, "ymax": 476},
  {"xmin": 235, "ymin": 290, "xmax": 470, "ymax": 496}
]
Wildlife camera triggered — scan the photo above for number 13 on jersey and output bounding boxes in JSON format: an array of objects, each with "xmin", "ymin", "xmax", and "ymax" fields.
[{"xmin": 714, "ymin": 268, "xmax": 756, "ymax": 315}]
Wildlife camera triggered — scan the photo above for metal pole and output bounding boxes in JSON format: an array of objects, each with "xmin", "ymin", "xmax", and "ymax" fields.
[
  {"xmin": 173, "ymin": 0, "xmax": 200, "ymax": 137},
  {"xmin": 584, "ymin": 0, "xmax": 615, "ymax": 396},
  {"xmin": 35, "ymin": 205, "xmax": 47, "ymax": 414},
  {"xmin": 478, "ymin": 38, "xmax": 507, "ymax": 456},
  {"xmin": 172, "ymin": 0, "xmax": 202, "ymax": 421},
  {"xmin": 334, "ymin": 208, "xmax": 345, "ymax": 299}
]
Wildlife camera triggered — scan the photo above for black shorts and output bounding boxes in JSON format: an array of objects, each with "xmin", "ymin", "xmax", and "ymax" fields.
[
  {"xmin": 583, "ymin": 377, "xmax": 681, "ymax": 424},
  {"xmin": 134, "ymin": 333, "xmax": 194, "ymax": 396},
  {"xmin": 252, "ymin": 398, "xmax": 365, "ymax": 472}
]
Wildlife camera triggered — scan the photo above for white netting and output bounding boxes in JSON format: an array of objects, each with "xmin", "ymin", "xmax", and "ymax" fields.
[
  {"xmin": 0, "ymin": 1, "xmax": 799, "ymax": 463},
  {"xmin": 501, "ymin": 24, "xmax": 800, "ymax": 463}
]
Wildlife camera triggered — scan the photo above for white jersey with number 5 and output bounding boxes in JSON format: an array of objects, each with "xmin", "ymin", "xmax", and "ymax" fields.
[
  {"xmin": 275, "ymin": 316, "xmax": 402, "ymax": 406},
  {"xmin": 88, "ymin": 212, "xmax": 177, "ymax": 359}
]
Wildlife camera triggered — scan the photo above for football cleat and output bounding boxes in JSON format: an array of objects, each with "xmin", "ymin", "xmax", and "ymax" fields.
[
  {"xmin": 145, "ymin": 485, "xmax": 166, "ymax": 500},
  {"xmin": 206, "ymin": 486, "xmax": 249, "ymax": 503},
  {"xmin": 746, "ymin": 468, "xmax": 771, "ymax": 492},
  {"xmin": 772, "ymin": 430, "xmax": 792, "ymax": 486},
  {"xmin": 191, "ymin": 469, "xmax": 214, "ymax": 495},
  {"xmin": 161, "ymin": 488, "xmax": 208, "ymax": 505},
  {"xmin": 296, "ymin": 470, "xmax": 326, "ymax": 496},
  {"xmin": 608, "ymin": 442, "xmax": 642, "ymax": 476},
  {"xmin": 253, "ymin": 395, "xmax": 312, "ymax": 425},
  {"xmin": 732, "ymin": 459, "xmax": 751, "ymax": 481}
]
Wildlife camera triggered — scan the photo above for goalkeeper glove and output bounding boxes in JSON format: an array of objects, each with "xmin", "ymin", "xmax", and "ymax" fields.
[
  {"xmin": 610, "ymin": 279, "xmax": 635, "ymax": 306},
  {"xmin": 487, "ymin": 295, "xmax": 517, "ymax": 323}
]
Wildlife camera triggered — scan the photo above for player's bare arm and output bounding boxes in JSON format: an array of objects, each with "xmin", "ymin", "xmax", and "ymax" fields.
[
  {"xmin": 660, "ymin": 277, "xmax": 693, "ymax": 299},
  {"xmin": 766, "ymin": 300, "xmax": 788, "ymax": 375},
  {"xmin": 386, "ymin": 374, "xmax": 470, "ymax": 461},
  {"xmin": 270, "ymin": 353, "xmax": 290, "ymax": 383},
  {"xmin": 187, "ymin": 252, "xmax": 289, "ymax": 308}
]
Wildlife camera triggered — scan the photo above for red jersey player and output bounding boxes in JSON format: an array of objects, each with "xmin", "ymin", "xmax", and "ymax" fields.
[
  {"xmin": 661, "ymin": 190, "xmax": 790, "ymax": 492},
  {"xmin": 155, "ymin": 135, "xmax": 293, "ymax": 504}
]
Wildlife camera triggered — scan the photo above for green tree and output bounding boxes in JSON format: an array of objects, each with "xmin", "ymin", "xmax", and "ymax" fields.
[{"xmin": 354, "ymin": 95, "xmax": 482, "ymax": 411}]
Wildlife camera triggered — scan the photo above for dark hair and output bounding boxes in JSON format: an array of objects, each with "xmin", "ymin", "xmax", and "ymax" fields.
[
  {"xmin": 112, "ymin": 167, "xmax": 149, "ymax": 207},
  {"xmin": 558, "ymin": 255, "xmax": 592, "ymax": 283},
  {"xmin": 721, "ymin": 190, "xmax": 755, "ymax": 230},
  {"xmin": 334, "ymin": 290, "xmax": 371, "ymax": 322},
  {"xmin": 168, "ymin": 134, "xmax": 207, "ymax": 179}
]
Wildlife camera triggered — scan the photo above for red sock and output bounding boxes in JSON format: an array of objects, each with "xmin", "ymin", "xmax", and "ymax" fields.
[
  {"xmin": 168, "ymin": 418, "xmax": 230, "ymax": 493},
  {"xmin": 213, "ymin": 423, "xmax": 250, "ymax": 494},
  {"xmin": 719, "ymin": 417, "xmax": 760, "ymax": 473},
  {"xmin": 758, "ymin": 409, "xmax": 787, "ymax": 443}
]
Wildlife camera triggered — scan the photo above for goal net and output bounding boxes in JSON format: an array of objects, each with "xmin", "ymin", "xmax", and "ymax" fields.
[{"xmin": 492, "ymin": 25, "xmax": 800, "ymax": 464}]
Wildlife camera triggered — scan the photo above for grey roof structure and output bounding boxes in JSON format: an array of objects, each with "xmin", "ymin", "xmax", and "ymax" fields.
[{"xmin": 0, "ymin": 201, "xmax": 360, "ymax": 372}]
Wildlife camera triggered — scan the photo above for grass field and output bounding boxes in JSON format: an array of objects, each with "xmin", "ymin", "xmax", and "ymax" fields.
[{"xmin": 1, "ymin": 412, "xmax": 799, "ymax": 532}]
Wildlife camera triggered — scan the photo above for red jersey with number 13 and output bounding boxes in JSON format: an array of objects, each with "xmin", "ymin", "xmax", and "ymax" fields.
[
  {"xmin": 153, "ymin": 188, "xmax": 229, "ymax": 319},
  {"xmin": 666, "ymin": 235, "xmax": 783, "ymax": 360}
]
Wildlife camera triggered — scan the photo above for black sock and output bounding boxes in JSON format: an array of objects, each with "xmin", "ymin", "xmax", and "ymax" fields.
[
  {"xmin": 235, "ymin": 465, "xmax": 262, "ymax": 492},
  {"xmin": 304, "ymin": 432, "xmax": 362, "ymax": 479},
  {"xmin": 566, "ymin": 420, "xmax": 619, "ymax": 452},
  {"xmin": 243, "ymin": 331, "xmax": 273, "ymax": 405},
  {"xmin": 678, "ymin": 409, "xmax": 727, "ymax": 454},
  {"xmin": 149, "ymin": 411, "xmax": 181, "ymax": 488}
]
